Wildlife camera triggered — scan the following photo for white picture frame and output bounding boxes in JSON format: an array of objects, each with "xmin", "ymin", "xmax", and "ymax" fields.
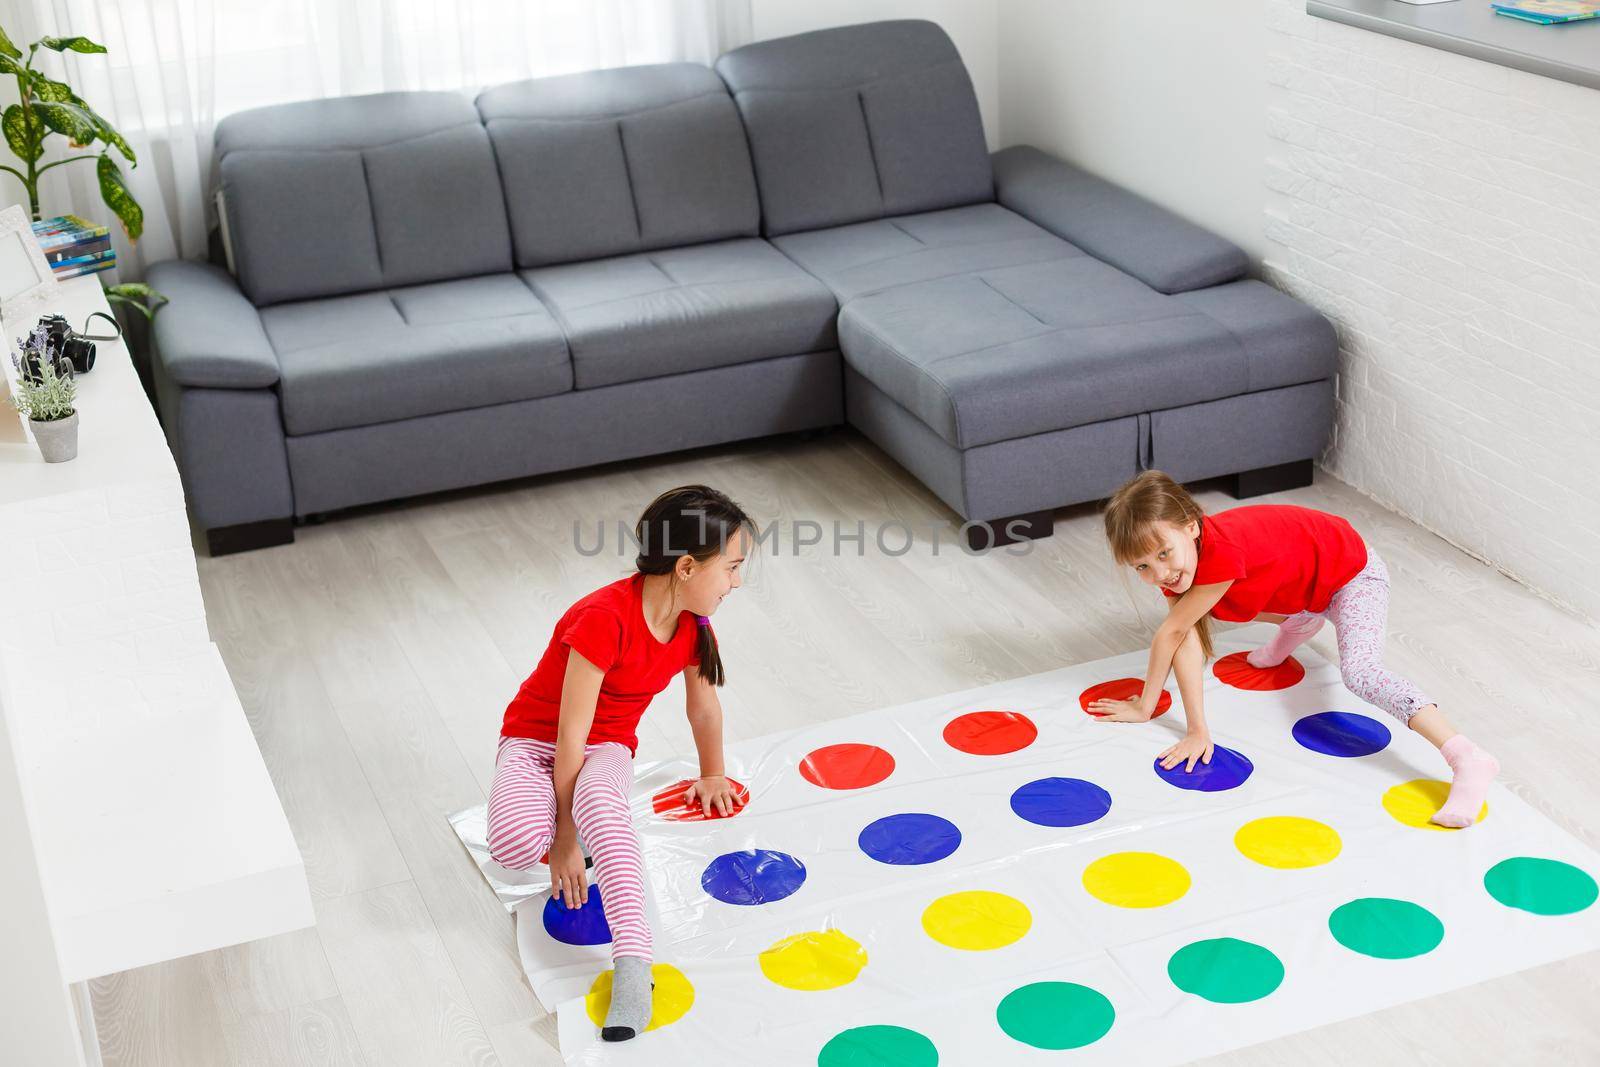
[
  {"xmin": 0, "ymin": 203, "xmax": 59, "ymax": 443},
  {"xmin": 0, "ymin": 202, "xmax": 58, "ymax": 331}
]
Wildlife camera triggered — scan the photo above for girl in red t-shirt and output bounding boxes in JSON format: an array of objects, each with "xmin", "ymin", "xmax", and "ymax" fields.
[
  {"xmin": 1089, "ymin": 470, "xmax": 1498, "ymax": 829},
  {"xmin": 486, "ymin": 485, "xmax": 752, "ymax": 1042}
]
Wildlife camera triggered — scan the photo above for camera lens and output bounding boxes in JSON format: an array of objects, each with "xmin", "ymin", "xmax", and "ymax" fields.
[{"xmin": 65, "ymin": 337, "xmax": 95, "ymax": 374}]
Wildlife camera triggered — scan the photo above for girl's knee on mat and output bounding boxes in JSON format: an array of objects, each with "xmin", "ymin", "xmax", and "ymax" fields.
[{"xmin": 486, "ymin": 822, "xmax": 555, "ymax": 871}]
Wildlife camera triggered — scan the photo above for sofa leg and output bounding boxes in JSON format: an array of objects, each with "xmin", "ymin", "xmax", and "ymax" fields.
[
  {"xmin": 1229, "ymin": 459, "xmax": 1314, "ymax": 499},
  {"xmin": 206, "ymin": 518, "xmax": 295, "ymax": 556},
  {"xmin": 964, "ymin": 509, "xmax": 1054, "ymax": 552}
]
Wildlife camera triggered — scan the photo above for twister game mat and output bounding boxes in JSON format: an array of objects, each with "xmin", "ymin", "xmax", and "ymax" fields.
[{"xmin": 454, "ymin": 626, "xmax": 1600, "ymax": 1064}]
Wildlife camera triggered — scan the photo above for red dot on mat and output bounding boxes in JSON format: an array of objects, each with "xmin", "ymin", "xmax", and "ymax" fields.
[
  {"xmin": 942, "ymin": 710, "xmax": 1039, "ymax": 755},
  {"xmin": 1214, "ymin": 651, "xmax": 1306, "ymax": 691},
  {"xmin": 651, "ymin": 777, "xmax": 751, "ymax": 822},
  {"xmin": 800, "ymin": 743, "xmax": 896, "ymax": 789},
  {"xmin": 1079, "ymin": 679, "xmax": 1173, "ymax": 719}
]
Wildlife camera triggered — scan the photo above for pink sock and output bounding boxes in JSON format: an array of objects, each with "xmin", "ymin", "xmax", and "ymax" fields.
[
  {"xmin": 1248, "ymin": 614, "xmax": 1324, "ymax": 669},
  {"xmin": 1432, "ymin": 735, "xmax": 1499, "ymax": 828}
]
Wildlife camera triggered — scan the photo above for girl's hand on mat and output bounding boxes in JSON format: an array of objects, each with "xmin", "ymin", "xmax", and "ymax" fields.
[
  {"xmin": 686, "ymin": 774, "xmax": 745, "ymax": 817},
  {"xmin": 1159, "ymin": 733, "xmax": 1214, "ymax": 773},
  {"xmin": 549, "ymin": 833, "xmax": 588, "ymax": 909},
  {"xmin": 1088, "ymin": 698, "xmax": 1151, "ymax": 723}
]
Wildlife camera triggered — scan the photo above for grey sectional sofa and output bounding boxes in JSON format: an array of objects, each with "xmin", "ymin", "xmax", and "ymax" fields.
[{"xmin": 148, "ymin": 19, "xmax": 1335, "ymax": 555}]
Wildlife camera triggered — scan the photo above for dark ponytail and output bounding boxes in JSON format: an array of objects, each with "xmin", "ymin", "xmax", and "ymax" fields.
[{"xmin": 633, "ymin": 485, "xmax": 753, "ymax": 686}]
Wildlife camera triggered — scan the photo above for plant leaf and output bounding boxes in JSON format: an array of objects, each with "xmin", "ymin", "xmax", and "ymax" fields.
[
  {"xmin": 72, "ymin": 96, "xmax": 135, "ymax": 164},
  {"xmin": 98, "ymin": 153, "xmax": 143, "ymax": 240},
  {"xmin": 33, "ymin": 100, "xmax": 97, "ymax": 146},
  {"xmin": 3, "ymin": 103, "xmax": 41, "ymax": 163},
  {"xmin": 0, "ymin": 52, "xmax": 23, "ymax": 76},
  {"xmin": 30, "ymin": 72, "xmax": 73, "ymax": 102},
  {"xmin": 39, "ymin": 36, "xmax": 107, "ymax": 54},
  {"xmin": 0, "ymin": 24, "xmax": 22, "ymax": 59},
  {"xmin": 105, "ymin": 282, "xmax": 169, "ymax": 319}
]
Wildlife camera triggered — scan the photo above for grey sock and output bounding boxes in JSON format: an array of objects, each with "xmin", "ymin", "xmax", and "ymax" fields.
[{"xmin": 601, "ymin": 955, "xmax": 653, "ymax": 1042}]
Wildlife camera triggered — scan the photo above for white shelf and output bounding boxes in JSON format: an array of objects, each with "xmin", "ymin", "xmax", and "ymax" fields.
[
  {"xmin": 10, "ymin": 644, "xmax": 313, "ymax": 983},
  {"xmin": 0, "ymin": 274, "xmax": 177, "ymax": 508},
  {"xmin": 0, "ymin": 272, "xmax": 311, "ymax": 986}
]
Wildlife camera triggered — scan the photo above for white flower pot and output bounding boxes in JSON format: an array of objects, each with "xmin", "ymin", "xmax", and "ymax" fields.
[{"xmin": 30, "ymin": 411, "xmax": 78, "ymax": 463}]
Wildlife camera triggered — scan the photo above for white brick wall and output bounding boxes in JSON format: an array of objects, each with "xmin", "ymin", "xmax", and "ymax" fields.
[{"xmin": 1263, "ymin": 0, "xmax": 1600, "ymax": 620}]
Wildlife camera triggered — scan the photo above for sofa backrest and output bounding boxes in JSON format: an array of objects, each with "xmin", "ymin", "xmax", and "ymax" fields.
[
  {"xmin": 715, "ymin": 20, "xmax": 993, "ymax": 237},
  {"xmin": 216, "ymin": 91, "xmax": 511, "ymax": 307},
  {"xmin": 477, "ymin": 63, "xmax": 760, "ymax": 269}
]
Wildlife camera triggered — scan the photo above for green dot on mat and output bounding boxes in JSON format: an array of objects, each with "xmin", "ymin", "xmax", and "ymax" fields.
[
  {"xmin": 1484, "ymin": 857, "xmax": 1599, "ymax": 916},
  {"xmin": 996, "ymin": 981, "xmax": 1114, "ymax": 1050},
  {"xmin": 818, "ymin": 1025, "xmax": 938, "ymax": 1067},
  {"xmin": 1328, "ymin": 897, "xmax": 1443, "ymax": 959},
  {"xmin": 1167, "ymin": 937, "xmax": 1285, "ymax": 1003}
]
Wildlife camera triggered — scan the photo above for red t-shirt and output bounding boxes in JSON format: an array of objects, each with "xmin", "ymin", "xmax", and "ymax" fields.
[
  {"xmin": 502, "ymin": 574, "xmax": 701, "ymax": 754},
  {"xmin": 1163, "ymin": 505, "xmax": 1367, "ymax": 623}
]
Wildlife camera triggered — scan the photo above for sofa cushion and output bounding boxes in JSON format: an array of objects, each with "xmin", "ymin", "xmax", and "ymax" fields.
[
  {"xmin": 716, "ymin": 20, "xmax": 993, "ymax": 237},
  {"xmin": 259, "ymin": 273, "xmax": 570, "ymax": 435},
  {"xmin": 1170, "ymin": 280, "xmax": 1339, "ymax": 394},
  {"xmin": 994, "ymin": 145, "xmax": 1250, "ymax": 295},
  {"xmin": 477, "ymin": 64, "xmax": 760, "ymax": 269},
  {"xmin": 217, "ymin": 92, "xmax": 512, "ymax": 306},
  {"xmin": 772, "ymin": 203, "xmax": 1081, "ymax": 303},
  {"xmin": 837, "ymin": 259, "xmax": 1336, "ymax": 450},
  {"xmin": 522, "ymin": 238, "xmax": 837, "ymax": 390}
]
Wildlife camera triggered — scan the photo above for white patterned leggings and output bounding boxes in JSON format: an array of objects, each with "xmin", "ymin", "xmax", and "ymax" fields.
[{"xmin": 1280, "ymin": 548, "xmax": 1432, "ymax": 723}]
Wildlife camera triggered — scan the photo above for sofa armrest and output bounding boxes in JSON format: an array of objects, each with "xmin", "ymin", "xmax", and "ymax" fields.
[
  {"xmin": 992, "ymin": 145, "xmax": 1249, "ymax": 295},
  {"xmin": 146, "ymin": 259, "xmax": 280, "ymax": 388}
]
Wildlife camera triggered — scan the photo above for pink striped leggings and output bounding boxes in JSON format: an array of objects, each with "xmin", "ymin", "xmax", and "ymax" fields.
[
  {"xmin": 1280, "ymin": 548, "xmax": 1432, "ymax": 723},
  {"xmin": 486, "ymin": 736, "xmax": 650, "ymax": 961}
]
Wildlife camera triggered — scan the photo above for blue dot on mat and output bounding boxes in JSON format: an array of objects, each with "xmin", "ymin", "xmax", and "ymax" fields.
[
  {"xmin": 541, "ymin": 884, "xmax": 613, "ymax": 945},
  {"xmin": 701, "ymin": 848, "xmax": 807, "ymax": 905},
  {"xmin": 1010, "ymin": 777, "xmax": 1113, "ymax": 828},
  {"xmin": 1292, "ymin": 711, "xmax": 1392, "ymax": 758},
  {"xmin": 858, "ymin": 813, "xmax": 963, "ymax": 865},
  {"xmin": 1153, "ymin": 745, "xmax": 1254, "ymax": 792}
]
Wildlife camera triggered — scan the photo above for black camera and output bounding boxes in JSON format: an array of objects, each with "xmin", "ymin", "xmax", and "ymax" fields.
[
  {"xmin": 15, "ymin": 312, "xmax": 121, "ymax": 384},
  {"xmin": 38, "ymin": 312, "xmax": 121, "ymax": 375}
]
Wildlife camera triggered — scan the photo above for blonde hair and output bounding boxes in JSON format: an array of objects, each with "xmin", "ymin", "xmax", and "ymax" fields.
[{"xmin": 1103, "ymin": 470, "xmax": 1214, "ymax": 660}]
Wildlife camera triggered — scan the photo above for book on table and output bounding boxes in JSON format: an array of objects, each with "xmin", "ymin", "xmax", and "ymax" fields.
[
  {"xmin": 1491, "ymin": 0, "xmax": 1600, "ymax": 23},
  {"xmin": 28, "ymin": 215, "xmax": 117, "ymax": 277}
]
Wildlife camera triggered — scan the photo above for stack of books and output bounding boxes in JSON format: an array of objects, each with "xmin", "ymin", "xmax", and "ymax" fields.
[
  {"xmin": 30, "ymin": 215, "xmax": 117, "ymax": 279},
  {"xmin": 1491, "ymin": 0, "xmax": 1600, "ymax": 23}
]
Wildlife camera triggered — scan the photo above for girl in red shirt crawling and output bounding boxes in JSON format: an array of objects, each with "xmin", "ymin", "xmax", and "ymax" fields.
[
  {"xmin": 486, "ymin": 485, "xmax": 751, "ymax": 1042},
  {"xmin": 1090, "ymin": 470, "xmax": 1498, "ymax": 829}
]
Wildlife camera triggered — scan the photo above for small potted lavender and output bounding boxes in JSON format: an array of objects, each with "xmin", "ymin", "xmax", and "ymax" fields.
[{"xmin": 9, "ymin": 322, "xmax": 78, "ymax": 462}]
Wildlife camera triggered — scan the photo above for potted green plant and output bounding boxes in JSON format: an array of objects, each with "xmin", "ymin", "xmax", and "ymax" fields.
[
  {"xmin": 0, "ymin": 24, "xmax": 166, "ymax": 328},
  {"xmin": 9, "ymin": 321, "xmax": 78, "ymax": 462},
  {"xmin": 0, "ymin": 25, "xmax": 140, "ymax": 235}
]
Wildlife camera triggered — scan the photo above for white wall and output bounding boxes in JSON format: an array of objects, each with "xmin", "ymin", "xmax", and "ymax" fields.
[
  {"xmin": 749, "ymin": 0, "xmax": 1002, "ymax": 150},
  {"xmin": 1262, "ymin": 0, "xmax": 1600, "ymax": 619},
  {"xmin": 997, "ymin": 0, "xmax": 1272, "ymax": 263}
]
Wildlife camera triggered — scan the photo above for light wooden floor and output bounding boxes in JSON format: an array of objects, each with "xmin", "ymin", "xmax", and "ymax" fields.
[{"xmin": 89, "ymin": 429, "xmax": 1600, "ymax": 1065}]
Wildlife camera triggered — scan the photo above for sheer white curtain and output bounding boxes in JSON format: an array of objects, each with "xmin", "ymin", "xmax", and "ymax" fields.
[{"xmin": 0, "ymin": 0, "xmax": 752, "ymax": 279}]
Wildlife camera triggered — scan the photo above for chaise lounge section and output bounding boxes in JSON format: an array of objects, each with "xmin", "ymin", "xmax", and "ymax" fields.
[{"xmin": 717, "ymin": 20, "xmax": 1336, "ymax": 546}]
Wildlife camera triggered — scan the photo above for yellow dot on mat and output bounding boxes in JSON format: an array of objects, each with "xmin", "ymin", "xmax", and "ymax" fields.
[
  {"xmin": 1381, "ymin": 778, "xmax": 1487, "ymax": 831},
  {"xmin": 584, "ymin": 962, "xmax": 695, "ymax": 1031},
  {"xmin": 1234, "ymin": 816, "xmax": 1342, "ymax": 869},
  {"xmin": 758, "ymin": 929, "xmax": 868, "ymax": 990},
  {"xmin": 1082, "ymin": 851, "xmax": 1191, "ymax": 908},
  {"xmin": 920, "ymin": 890, "xmax": 1033, "ymax": 951}
]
